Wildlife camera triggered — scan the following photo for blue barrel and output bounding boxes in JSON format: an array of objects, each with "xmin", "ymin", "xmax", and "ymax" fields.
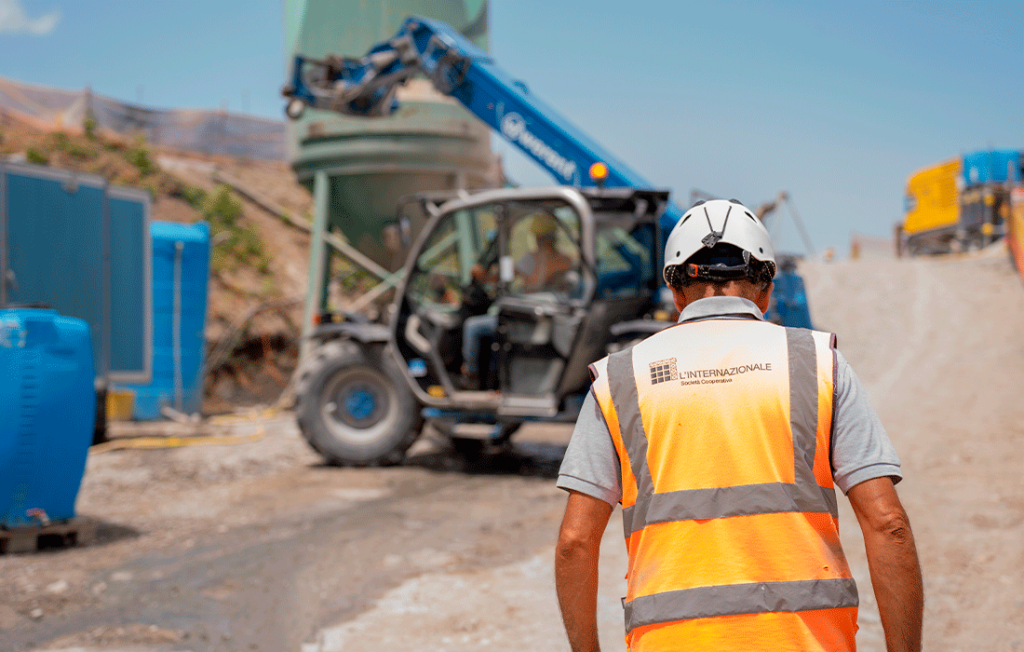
[
  {"xmin": 0, "ymin": 308, "xmax": 95, "ymax": 528},
  {"xmin": 121, "ymin": 221, "xmax": 210, "ymax": 419}
]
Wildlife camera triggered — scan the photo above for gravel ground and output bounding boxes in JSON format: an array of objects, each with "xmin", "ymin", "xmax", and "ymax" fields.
[{"xmin": 3, "ymin": 248, "xmax": 1023, "ymax": 652}]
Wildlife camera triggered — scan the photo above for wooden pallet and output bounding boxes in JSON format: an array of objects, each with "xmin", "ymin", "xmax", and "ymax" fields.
[{"xmin": 0, "ymin": 517, "xmax": 96, "ymax": 554}]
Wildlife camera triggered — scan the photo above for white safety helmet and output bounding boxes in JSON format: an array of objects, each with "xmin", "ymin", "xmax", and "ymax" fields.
[{"xmin": 663, "ymin": 199, "xmax": 776, "ymax": 285}]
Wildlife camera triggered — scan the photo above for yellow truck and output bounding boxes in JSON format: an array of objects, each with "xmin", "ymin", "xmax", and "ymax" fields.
[
  {"xmin": 899, "ymin": 158, "xmax": 962, "ymax": 256},
  {"xmin": 900, "ymin": 150, "xmax": 1021, "ymax": 256}
]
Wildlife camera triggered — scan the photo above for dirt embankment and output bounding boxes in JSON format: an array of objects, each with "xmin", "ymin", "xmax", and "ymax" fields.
[
  {"xmin": 802, "ymin": 247, "xmax": 1024, "ymax": 651},
  {"xmin": 155, "ymin": 154, "xmax": 314, "ymax": 413}
]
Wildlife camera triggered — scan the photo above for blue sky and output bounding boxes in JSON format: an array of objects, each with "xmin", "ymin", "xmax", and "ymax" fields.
[{"xmin": 1, "ymin": 0, "xmax": 1022, "ymax": 254}]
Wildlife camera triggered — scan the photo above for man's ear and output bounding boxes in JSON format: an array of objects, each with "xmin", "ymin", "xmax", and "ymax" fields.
[{"xmin": 755, "ymin": 281, "xmax": 773, "ymax": 314}]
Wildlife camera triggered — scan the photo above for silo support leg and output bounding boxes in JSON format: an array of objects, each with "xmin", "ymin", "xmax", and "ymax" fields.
[{"xmin": 301, "ymin": 171, "xmax": 331, "ymax": 363}]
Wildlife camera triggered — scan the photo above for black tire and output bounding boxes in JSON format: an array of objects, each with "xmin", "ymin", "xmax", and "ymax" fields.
[{"xmin": 294, "ymin": 340, "xmax": 422, "ymax": 466}]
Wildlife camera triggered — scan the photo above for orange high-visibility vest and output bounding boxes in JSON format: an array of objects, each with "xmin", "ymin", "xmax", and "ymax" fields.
[{"xmin": 590, "ymin": 317, "xmax": 858, "ymax": 652}]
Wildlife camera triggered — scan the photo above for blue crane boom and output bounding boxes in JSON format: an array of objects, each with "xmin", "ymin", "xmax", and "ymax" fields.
[
  {"xmin": 282, "ymin": 15, "xmax": 684, "ymax": 235},
  {"xmin": 282, "ymin": 15, "xmax": 813, "ymax": 327}
]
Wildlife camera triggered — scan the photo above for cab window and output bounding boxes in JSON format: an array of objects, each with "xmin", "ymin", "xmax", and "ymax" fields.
[
  {"xmin": 505, "ymin": 202, "xmax": 584, "ymax": 300},
  {"xmin": 405, "ymin": 205, "xmax": 498, "ymax": 311},
  {"xmin": 595, "ymin": 222, "xmax": 655, "ymax": 297}
]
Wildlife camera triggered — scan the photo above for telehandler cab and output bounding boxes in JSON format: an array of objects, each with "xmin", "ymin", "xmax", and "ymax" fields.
[{"xmin": 294, "ymin": 186, "xmax": 671, "ymax": 465}]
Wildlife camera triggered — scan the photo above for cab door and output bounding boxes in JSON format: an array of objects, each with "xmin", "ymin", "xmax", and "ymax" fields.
[
  {"xmin": 391, "ymin": 200, "xmax": 500, "ymax": 401},
  {"xmin": 494, "ymin": 198, "xmax": 592, "ymax": 417}
]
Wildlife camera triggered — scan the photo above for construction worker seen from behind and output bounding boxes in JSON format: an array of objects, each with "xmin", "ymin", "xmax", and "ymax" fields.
[{"xmin": 554, "ymin": 199, "xmax": 923, "ymax": 652}]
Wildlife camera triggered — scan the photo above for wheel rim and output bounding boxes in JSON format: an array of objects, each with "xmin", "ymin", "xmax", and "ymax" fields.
[
  {"xmin": 345, "ymin": 388, "xmax": 378, "ymax": 421},
  {"xmin": 320, "ymin": 366, "xmax": 395, "ymax": 441}
]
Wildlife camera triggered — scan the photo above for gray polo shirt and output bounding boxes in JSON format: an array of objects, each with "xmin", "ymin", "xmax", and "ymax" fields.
[{"xmin": 557, "ymin": 296, "xmax": 902, "ymax": 506}]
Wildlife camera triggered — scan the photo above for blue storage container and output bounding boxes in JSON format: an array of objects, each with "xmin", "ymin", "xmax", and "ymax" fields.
[
  {"xmin": 0, "ymin": 162, "xmax": 152, "ymax": 386},
  {"xmin": 0, "ymin": 308, "xmax": 95, "ymax": 528},
  {"xmin": 961, "ymin": 150, "xmax": 1022, "ymax": 185},
  {"xmin": 120, "ymin": 222, "xmax": 210, "ymax": 419}
]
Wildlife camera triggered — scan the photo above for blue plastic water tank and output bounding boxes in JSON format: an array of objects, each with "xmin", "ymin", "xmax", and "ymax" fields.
[
  {"xmin": 121, "ymin": 222, "xmax": 210, "ymax": 419},
  {"xmin": 0, "ymin": 308, "xmax": 95, "ymax": 528}
]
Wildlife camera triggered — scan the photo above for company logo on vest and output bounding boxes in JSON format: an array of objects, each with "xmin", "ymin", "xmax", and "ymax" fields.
[{"xmin": 649, "ymin": 358, "xmax": 679, "ymax": 385}]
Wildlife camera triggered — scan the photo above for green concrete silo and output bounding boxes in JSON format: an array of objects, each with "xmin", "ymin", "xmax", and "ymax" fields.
[{"xmin": 284, "ymin": 0, "xmax": 496, "ymax": 278}]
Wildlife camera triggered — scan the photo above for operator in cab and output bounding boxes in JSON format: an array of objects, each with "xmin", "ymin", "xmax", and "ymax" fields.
[
  {"xmin": 554, "ymin": 199, "xmax": 923, "ymax": 652},
  {"xmin": 460, "ymin": 212, "xmax": 575, "ymax": 388}
]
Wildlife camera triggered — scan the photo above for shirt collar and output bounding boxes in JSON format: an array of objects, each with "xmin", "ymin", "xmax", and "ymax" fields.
[{"xmin": 677, "ymin": 296, "xmax": 765, "ymax": 323}]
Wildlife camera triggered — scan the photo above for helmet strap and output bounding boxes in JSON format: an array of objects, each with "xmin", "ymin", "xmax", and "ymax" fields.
[
  {"xmin": 686, "ymin": 249, "xmax": 757, "ymax": 281},
  {"xmin": 685, "ymin": 261, "xmax": 751, "ymax": 281}
]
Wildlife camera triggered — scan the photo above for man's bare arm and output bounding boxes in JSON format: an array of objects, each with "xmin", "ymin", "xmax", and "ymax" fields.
[
  {"xmin": 555, "ymin": 490, "xmax": 614, "ymax": 652},
  {"xmin": 848, "ymin": 477, "xmax": 924, "ymax": 652}
]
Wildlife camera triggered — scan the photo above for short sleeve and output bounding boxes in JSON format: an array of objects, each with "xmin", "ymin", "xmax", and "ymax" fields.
[
  {"xmin": 556, "ymin": 389, "xmax": 622, "ymax": 506},
  {"xmin": 831, "ymin": 350, "xmax": 903, "ymax": 493}
]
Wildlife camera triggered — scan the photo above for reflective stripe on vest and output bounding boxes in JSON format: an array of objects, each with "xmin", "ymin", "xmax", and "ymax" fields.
[{"xmin": 589, "ymin": 318, "xmax": 857, "ymax": 649}]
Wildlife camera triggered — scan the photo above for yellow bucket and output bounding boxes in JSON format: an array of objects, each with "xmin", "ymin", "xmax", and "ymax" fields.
[{"xmin": 106, "ymin": 388, "xmax": 136, "ymax": 421}]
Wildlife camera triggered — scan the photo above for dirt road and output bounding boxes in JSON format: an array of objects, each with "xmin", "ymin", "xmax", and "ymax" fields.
[
  {"xmin": 0, "ymin": 419, "xmax": 576, "ymax": 652},
  {"xmin": 2, "ymin": 248, "xmax": 1023, "ymax": 651}
]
